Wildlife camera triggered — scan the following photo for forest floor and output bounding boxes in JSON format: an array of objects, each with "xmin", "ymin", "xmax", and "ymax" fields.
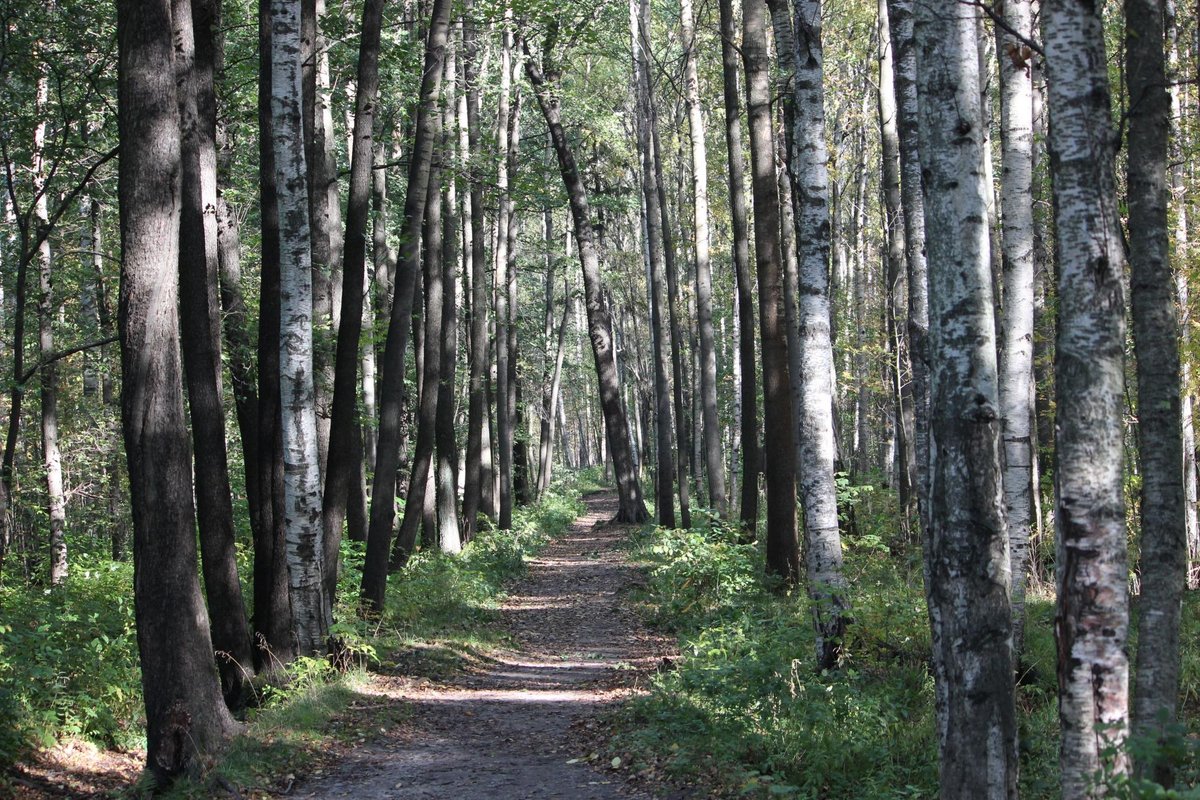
[
  {"xmin": 291, "ymin": 489, "xmax": 687, "ymax": 800},
  {"xmin": 10, "ymin": 489, "xmax": 691, "ymax": 799}
]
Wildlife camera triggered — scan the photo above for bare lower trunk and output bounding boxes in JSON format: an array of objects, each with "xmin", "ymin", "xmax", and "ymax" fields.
[
  {"xmin": 680, "ymin": 0, "xmax": 725, "ymax": 517},
  {"xmin": 271, "ymin": 0, "xmax": 329, "ymax": 656},
  {"xmin": 1044, "ymin": 0, "xmax": 1131, "ymax": 791},
  {"xmin": 116, "ymin": 0, "xmax": 237, "ymax": 775},
  {"xmin": 915, "ymin": 3, "xmax": 1018, "ymax": 795},
  {"xmin": 178, "ymin": 0, "xmax": 255, "ymax": 698},
  {"xmin": 323, "ymin": 0, "xmax": 383, "ymax": 600},
  {"xmin": 718, "ymin": 0, "xmax": 759, "ymax": 535},
  {"xmin": 744, "ymin": 0, "xmax": 798, "ymax": 582},
  {"xmin": 1126, "ymin": 0, "xmax": 1186, "ymax": 783},
  {"xmin": 997, "ymin": 0, "xmax": 1037, "ymax": 655}
]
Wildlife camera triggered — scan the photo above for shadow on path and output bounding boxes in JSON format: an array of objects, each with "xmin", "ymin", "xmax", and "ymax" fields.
[{"xmin": 296, "ymin": 491, "xmax": 683, "ymax": 800}]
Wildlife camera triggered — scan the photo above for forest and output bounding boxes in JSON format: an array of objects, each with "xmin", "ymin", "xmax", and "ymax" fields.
[{"xmin": 0, "ymin": 0, "xmax": 1196, "ymax": 796}]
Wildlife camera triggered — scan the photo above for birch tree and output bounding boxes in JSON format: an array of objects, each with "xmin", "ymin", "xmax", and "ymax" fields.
[
  {"xmin": 915, "ymin": 3, "xmax": 1018, "ymax": 795},
  {"xmin": 997, "ymin": 0, "xmax": 1037, "ymax": 654},
  {"xmin": 1043, "ymin": 0, "xmax": 1131, "ymax": 791},
  {"xmin": 270, "ymin": 0, "xmax": 328, "ymax": 655}
]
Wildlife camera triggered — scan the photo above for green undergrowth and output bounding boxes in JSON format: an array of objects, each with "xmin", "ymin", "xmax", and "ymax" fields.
[
  {"xmin": 617, "ymin": 484, "xmax": 1200, "ymax": 799},
  {"xmin": 1, "ymin": 471, "xmax": 586, "ymax": 794}
]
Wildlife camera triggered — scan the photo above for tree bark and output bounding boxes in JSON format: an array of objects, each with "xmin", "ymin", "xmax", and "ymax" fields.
[
  {"xmin": 997, "ymin": 0, "xmax": 1037, "ymax": 656},
  {"xmin": 1126, "ymin": 0, "xmax": 1186, "ymax": 784},
  {"xmin": 787, "ymin": 0, "xmax": 851, "ymax": 670},
  {"xmin": 177, "ymin": 0, "xmax": 255, "ymax": 699},
  {"xmin": 254, "ymin": 0, "xmax": 295, "ymax": 666},
  {"xmin": 632, "ymin": 0, "xmax": 676, "ymax": 529},
  {"xmin": 322, "ymin": 0, "xmax": 383, "ymax": 602},
  {"xmin": 494, "ymin": 10, "xmax": 516, "ymax": 530},
  {"xmin": 301, "ymin": 0, "xmax": 342, "ymax": 477},
  {"xmin": 914, "ymin": 3, "xmax": 1019, "ymax": 795},
  {"xmin": 1044, "ymin": 0, "xmax": 1131, "ymax": 792},
  {"xmin": 32, "ymin": 63, "xmax": 67, "ymax": 586},
  {"xmin": 393, "ymin": 156, "xmax": 444, "ymax": 564},
  {"xmin": 436, "ymin": 40, "xmax": 462, "ymax": 553},
  {"xmin": 462, "ymin": 1, "xmax": 490, "ymax": 541},
  {"xmin": 361, "ymin": 0, "xmax": 452, "ymax": 613},
  {"xmin": 743, "ymin": 0, "xmax": 798, "ymax": 583},
  {"xmin": 523, "ymin": 45, "xmax": 648, "ymax": 524},
  {"xmin": 884, "ymin": 0, "xmax": 929, "ymax": 534},
  {"xmin": 718, "ymin": 0, "xmax": 759, "ymax": 536},
  {"xmin": 116, "ymin": 0, "xmax": 238, "ymax": 777},
  {"xmin": 271, "ymin": 0, "xmax": 329, "ymax": 656},
  {"xmin": 680, "ymin": 0, "xmax": 726, "ymax": 518}
]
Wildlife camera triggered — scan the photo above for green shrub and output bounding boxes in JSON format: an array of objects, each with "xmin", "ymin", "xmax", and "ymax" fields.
[{"xmin": 0, "ymin": 556, "xmax": 143, "ymax": 766}]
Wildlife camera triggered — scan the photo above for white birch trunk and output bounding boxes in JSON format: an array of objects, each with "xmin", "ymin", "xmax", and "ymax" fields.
[
  {"xmin": 997, "ymin": 0, "xmax": 1037, "ymax": 654},
  {"xmin": 271, "ymin": 0, "xmax": 328, "ymax": 656},
  {"xmin": 914, "ymin": 3, "xmax": 1018, "ymax": 795},
  {"xmin": 1043, "ymin": 0, "xmax": 1131, "ymax": 791}
]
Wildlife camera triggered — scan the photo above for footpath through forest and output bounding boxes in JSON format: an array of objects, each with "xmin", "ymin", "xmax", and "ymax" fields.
[{"xmin": 296, "ymin": 490, "xmax": 687, "ymax": 800}]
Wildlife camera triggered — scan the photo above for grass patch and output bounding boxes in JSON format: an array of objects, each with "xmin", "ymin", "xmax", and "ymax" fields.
[{"xmin": 616, "ymin": 483, "xmax": 1200, "ymax": 799}]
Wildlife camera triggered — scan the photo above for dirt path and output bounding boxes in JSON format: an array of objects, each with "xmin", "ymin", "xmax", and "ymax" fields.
[{"xmin": 297, "ymin": 491, "xmax": 684, "ymax": 800}]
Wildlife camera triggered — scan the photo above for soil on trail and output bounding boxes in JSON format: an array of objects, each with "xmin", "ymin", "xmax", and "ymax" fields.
[{"xmin": 296, "ymin": 490, "xmax": 686, "ymax": 800}]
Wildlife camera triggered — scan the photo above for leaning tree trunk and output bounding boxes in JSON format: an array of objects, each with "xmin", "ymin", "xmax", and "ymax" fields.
[
  {"xmin": 680, "ymin": 0, "xmax": 726, "ymax": 517},
  {"xmin": 524, "ymin": 48, "xmax": 648, "ymax": 524},
  {"xmin": 271, "ymin": 0, "xmax": 328, "ymax": 656},
  {"xmin": 394, "ymin": 161, "xmax": 445, "ymax": 564},
  {"xmin": 322, "ymin": 0, "xmax": 383, "ymax": 600},
  {"xmin": 914, "ymin": 2, "xmax": 1019, "ymax": 796},
  {"xmin": 116, "ymin": 0, "xmax": 237, "ymax": 777},
  {"xmin": 177, "ymin": 0, "xmax": 255, "ymax": 699},
  {"xmin": 997, "ymin": 0, "xmax": 1037, "ymax": 656},
  {"xmin": 718, "ymin": 0, "xmax": 759, "ymax": 535},
  {"xmin": 361, "ymin": 0, "xmax": 452, "ymax": 613},
  {"xmin": 1044, "ymin": 0, "xmax": 1131, "ymax": 792},
  {"xmin": 743, "ymin": 0, "xmax": 798, "ymax": 583},
  {"xmin": 1126, "ymin": 0, "xmax": 1187, "ymax": 785},
  {"xmin": 789, "ymin": 0, "xmax": 851, "ymax": 670}
]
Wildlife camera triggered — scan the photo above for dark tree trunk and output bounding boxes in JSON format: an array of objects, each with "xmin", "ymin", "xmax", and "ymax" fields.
[
  {"xmin": 322, "ymin": 0, "xmax": 383, "ymax": 602},
  {"xmin": 393, "ymin": 121, "xmax": 445, "ymax": 566},
  {"xmin": 254, "ymin": 0, "xmax": 295, "ymax": 665},
  {"xmin": 361, "ymin": 0, "xmax": 452, "ymax": 613},
  {"xmin": 1126, "ymin": 0, "xmax": 1187, "ymax": 784},
  {"xmin": 116, "ymin": 0, "xmax": 237, "ymax": 778},
  {"xmin": 177, "ymin": 0, "xmax": 255, "ymax": 702},
  {"xmin": 632, "ymin": 0, "xmax": 676, "ymax": 529},
  {"xmin": 524, "ymin": 47, "xmax": 648, "ymax": 524},
  {"xmin": 743, "ymin": 0, "xmax": 798, "ymax": 583},
  {"xmin": 718, "ymin": 0, "xmax": 760, "ymax": 536}
]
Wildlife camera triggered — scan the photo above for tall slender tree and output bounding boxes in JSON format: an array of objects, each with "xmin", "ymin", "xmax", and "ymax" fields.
[
  {"xmin": 1044, "ymin": 0, "xmax": 1131, "ymax": 792},
  {"xmin": 915, "ymin": 2, "xmax": 1018, "ymax": 795},
  {"xmin": 1126, "ymin": 0, "xmax": 1186, "ymax": 784},
  {"xmin": 361, "ymin": 0, "xmax": 453, "ymax": 612},
  {"xmin": 271, "ymin": 0, "xmax": 328, "ymax": 656},
  {"xmin": 718, "ymin": 0, "xmax": 759, "ymax": 535},
  {"xmin": 743, "ymin": 0, "xmax": 798, "ymax": 582}
]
